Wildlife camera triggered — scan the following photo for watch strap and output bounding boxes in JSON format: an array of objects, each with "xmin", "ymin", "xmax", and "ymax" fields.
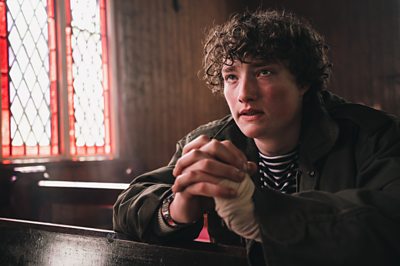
[{"xmin": 160, "ymin": 193, "xmax": 188, "ymax": 228}]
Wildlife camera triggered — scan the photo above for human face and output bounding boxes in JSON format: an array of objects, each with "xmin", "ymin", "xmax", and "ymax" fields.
[{"xmin": 222, "ymin": 59, "xmax": 307, "ymax": 149}]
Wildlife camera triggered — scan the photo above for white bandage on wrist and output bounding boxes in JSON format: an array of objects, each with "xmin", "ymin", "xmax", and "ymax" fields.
[{"xmin": 214, "ymin": 174, "xmax": 261, "ymax": 242}]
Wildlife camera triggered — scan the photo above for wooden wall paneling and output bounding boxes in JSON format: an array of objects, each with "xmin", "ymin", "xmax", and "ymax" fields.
[
  {"xmin": 111, "ymin": 0, "xmax": 400, "ymax": 172},
  {"xmin": 248, "ymin": 0, "xmax": 400, "ymax": 116},
  {"xmin": 113, "ymin": 0, "xmax": 247, "ymax": 171}
]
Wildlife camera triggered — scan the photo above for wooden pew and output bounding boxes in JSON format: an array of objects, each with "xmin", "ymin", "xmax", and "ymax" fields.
[
  {"xmin": 34, "ymin": 180, "xmax": 130, "ymax": 229},
  {"xmin": 0, "ymin": 164, "xmax": 212, "ymax": 241},
  {"xmin": 0, "ymin": 218, "xmax": 247, "ymax": 266},
  {"xmin": 0, "ymin": 162, "xmax": 134, "ymax": 229}
]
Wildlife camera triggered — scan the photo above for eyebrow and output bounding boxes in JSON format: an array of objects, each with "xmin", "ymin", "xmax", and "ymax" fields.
[
  {"xmin": 221, "ymin": 65, "xmax": 237, "ymax": 73},
  {"xmin": 251, "ymin": 61, "xmax": 279, "ymax": 68},
  {"xmin": 221, "ymin": 60, "xmax": 280, "ymax": 73},
  {"xmin": 252, "ymin": 62, "xmax": 270, "ymax": 67}
]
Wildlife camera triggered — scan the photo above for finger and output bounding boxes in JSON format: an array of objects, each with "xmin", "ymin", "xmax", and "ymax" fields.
[
  {"xmin": 220, "ymin": 140, "xmax": 248, "ymax": 169},
  {"xmin": 172, "ymin": 171, "xmax": 219, "ymax": 193},
  {"xmin": 173, "ymin": 149, "xmax": 210, "ymax": 177},
  {"xmin": 183, "ymin": 182, "xmax": 237, "ymax": 199},
  {"xmin": 246, "ymin": 161, "xmax": 258, "ymax": 175},
  {"xmin": 183, "ymin": 158, "xmax": 245, "ymax": 181},
  {"xmin": 182, "ymin": 135, "xmax": 210, "ymax": 155},
  {"xmin": 173, "ymin": 162, "xmax": 244, "ymax": 193},
  {"xmin": 197, "ymin": 139, "xmax": 246, "ymax": 171}
]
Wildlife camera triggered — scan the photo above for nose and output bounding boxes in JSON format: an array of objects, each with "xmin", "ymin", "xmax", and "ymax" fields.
[{"xmin": 238, "ymin": 75, "xmax": 258, "ymax": 103}]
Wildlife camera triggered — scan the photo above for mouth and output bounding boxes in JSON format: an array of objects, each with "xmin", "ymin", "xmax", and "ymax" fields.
[
  {"xmin": 239, "ymin": 108, "xmax": 263, "ymax": 116},
  {"xmin": 238, "ymin": 108, "xmax": 264, "ymax": 120}
]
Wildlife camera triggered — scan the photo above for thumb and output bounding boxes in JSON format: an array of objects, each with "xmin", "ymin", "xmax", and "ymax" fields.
[{"xmin": 246, "ymin": 161, "xmax": 258, "ymax": 175}]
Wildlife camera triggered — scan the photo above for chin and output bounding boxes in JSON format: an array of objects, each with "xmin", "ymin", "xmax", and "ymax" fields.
[{"xmin": 238, "ymin": 124, "xmax": 267, "ymax": 139}]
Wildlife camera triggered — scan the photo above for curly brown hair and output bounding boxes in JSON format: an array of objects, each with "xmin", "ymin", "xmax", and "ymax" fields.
[{"xmin": 202, "ymin": 10, "xmax": 332, "ymax": 95}]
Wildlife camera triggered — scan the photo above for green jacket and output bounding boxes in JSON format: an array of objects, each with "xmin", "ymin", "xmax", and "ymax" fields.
[{"xmin": 113, "ymin": 92, "xmax": 400, "ymax": 265}]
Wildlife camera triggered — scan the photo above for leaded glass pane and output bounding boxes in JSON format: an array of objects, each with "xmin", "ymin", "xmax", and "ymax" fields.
[
  {"xmin": 6, "ymin": 0, "xmax": 51, "ymax": 149},
  {"xmin": 70, "ymin": 0, "xmax": 106, "ymax": 148}
]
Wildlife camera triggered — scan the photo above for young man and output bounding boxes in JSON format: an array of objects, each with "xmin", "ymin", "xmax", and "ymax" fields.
[{"xmin": 113, "ymin": 10, "xmax": 400, "ymax": 265}]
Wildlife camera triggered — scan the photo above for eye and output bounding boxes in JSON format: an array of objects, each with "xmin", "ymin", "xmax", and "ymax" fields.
[
  {"xmin": 223, "ymin": 74, "xmax": 238, "ymax": 82},
  {"xmin": 258, "ymin": 69, "xmax": 273, "ymax": 77}
]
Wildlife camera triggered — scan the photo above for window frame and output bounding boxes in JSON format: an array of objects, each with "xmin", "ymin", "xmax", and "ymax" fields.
[{"xmin": 0, "ymin": 0, "xmax": 118, "ymax": 163}]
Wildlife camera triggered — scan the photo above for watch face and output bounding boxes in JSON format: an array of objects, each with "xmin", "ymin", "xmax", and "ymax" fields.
[{"xmin": 161, "ymin": 194, "xmax": 179, "ymax": 228}]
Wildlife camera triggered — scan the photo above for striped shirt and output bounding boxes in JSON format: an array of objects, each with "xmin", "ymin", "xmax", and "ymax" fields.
[{"xmin": 258, "ymin": 148, "xmax": 301, "ymax": 194}]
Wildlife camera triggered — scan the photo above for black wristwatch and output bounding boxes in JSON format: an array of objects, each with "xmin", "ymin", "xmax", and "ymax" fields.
[{"xmin": 160, "ymin": 194, "xmax": 187, "ymax": 228}]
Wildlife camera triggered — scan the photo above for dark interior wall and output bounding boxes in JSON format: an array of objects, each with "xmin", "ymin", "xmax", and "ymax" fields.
[
  {"xmin": 247, "ymin": 0, "xmax": 400, "ymax": 114},
  {"xmin": 113, "ymin": 0, "xmax": 400, "ymax": 172},
  {"xmin": 113, "ymin": 0, "xmax": 248, "ymax": 171}
]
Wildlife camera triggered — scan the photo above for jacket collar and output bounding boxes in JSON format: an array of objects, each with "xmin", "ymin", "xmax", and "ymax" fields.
[
  {"xmin": 298, "ymin": 92, "xmax": 339, "ymax": 167},
  {"xmin": 224, "ymin": 91, "xmax": 339, "ymax": 167}
]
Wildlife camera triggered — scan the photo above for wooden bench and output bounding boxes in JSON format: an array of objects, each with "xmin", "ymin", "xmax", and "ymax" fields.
[
  {"xmin": 0, "ymin": 218, "xmax": 247, "ymax": 266},
  {"xmin": 0, "ymin": 163, "xmax": 212, "ymax": 242},
  {"xmin": 0, "ymin": 162, "xmax": 135, "ymax": 229}
]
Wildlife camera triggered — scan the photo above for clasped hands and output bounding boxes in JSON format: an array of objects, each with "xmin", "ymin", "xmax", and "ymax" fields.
[{"xmin": 169, "ymin": 135, "xmax": 260, "ymax": 241}]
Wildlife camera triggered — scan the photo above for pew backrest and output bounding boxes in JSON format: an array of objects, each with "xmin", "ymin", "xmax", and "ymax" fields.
[{"xmin": 0, "ymin": 218, "xmax": 247, "ymax": 266}]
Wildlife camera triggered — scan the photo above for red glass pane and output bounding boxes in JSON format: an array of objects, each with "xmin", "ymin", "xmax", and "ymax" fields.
[
  {"xmin": 0, "ymin": 1, "xmax": 6, "ymax": 37},
  {"xmin": 0, "ymin": 0, "xmax": 9, "ymax": 157},
  {"xmin": 40, "ymin": 145, "xmax": 51, "ymax": 156},
  {"xmin": 77, "ymin": 146, "xmax": 86, "ymax": 155},
  {"xmin": 2, "ymin": 110, "xmax": 10, "ymax": 144},
  {"xmin": 0, "ymin": 38, "xmax": 7, "ymax": 73},
  {"xmin": 2, "ymin": 147, "xmax": 10, "ymax": 157},
  {"xmin": 12, "ymin": 146, "xmax": 25, "ymax": 156},
  {"xmin": 26, "ymin": 146, "xmax": 39, "ymax": 156},
  {"xmin": 97, "ymin": 146, "xmax": 104, "ymax": 154},
  {"xmin": 1, "ymin": 74, "xmax": 8, "ymax": 107},
  {"xmin": 64, "ymin": 0, "xmax": 75, "ymax": 155},
  {"xmin": 51, "ymin": 113, "xmax": 58, "ymax": 145},
  {"xmin": 47, "ymin": 0, "xmax": 54, "ymax": 18},
  {"xmin": 47, "ymin": 1, "xmax": 59, "ymax": 156},
  {"xmin": 87, "ymin": 146, "xmax": 95, "ymax": 155},
  {"xmin": 50, "ymin": 81, "xmax": 58, "ymax": 155},
  {"xmin": 100, "ymin": 0, "xmax": 112, "ymax": 154},
  {"xmin": 51, "ymin": 145, "xmax": 58, "ymax": 155},
  {"xmin": 64, "ymin": 0, "xmax": 71, "ymax": 24},
  {"xmin": 48, "ymin": 18, "xmax": 56, "ymax": 50}
]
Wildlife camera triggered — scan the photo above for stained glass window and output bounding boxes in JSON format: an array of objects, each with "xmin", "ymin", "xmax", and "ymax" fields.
[
  {"xmin": 66, "ymin": 0, "xmax": 111, "ymax": 156},
  {"xmin": 0, "ymin": 0, "xmax": 112, "ymax": 160}
]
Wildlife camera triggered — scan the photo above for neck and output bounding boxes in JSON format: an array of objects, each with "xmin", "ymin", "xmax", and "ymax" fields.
[
  {"xmin": 254, "ymin": 117, "xmax": 302, "ymax": 157},
  {"xmin": 254, "ymin": 136, "xmax": 299, "ymax": 156}
]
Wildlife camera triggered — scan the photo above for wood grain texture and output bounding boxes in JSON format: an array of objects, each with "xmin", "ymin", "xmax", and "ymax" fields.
[
  {"xmin": 113, "ymin": 0, "xmax": 400, "ymax": 171},
  {"xmin": 113, "ymin": 0, "xmax": 246, "ymax": 170},
  {"xmin": 0, "ymin": 218, "xmax": 247, "ymax": 266}
]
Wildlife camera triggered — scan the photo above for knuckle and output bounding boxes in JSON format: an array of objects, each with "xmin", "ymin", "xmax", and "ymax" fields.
[
  {"xmin": 200, "ymin": 158, "xmax": 213, "ymax": 168},
  {"xmin": 221, "ymin": 140, "xmax": 233, "ymax": 146},
  {"xmin": 173, "ymin": 165, "xmax": 181, "ymax": 175},
  {"xmin": 190, "ymin": 149, "xmax": 202, "ymax": 157},
  {"xmin": 174, "ymin": 178, "xmax": 182, "ymax": 187},
  {"xmin": 182, "ymin": 169, "xmax": 201, "ymax": 181},
  {"xmin": 198, "ymin": 135, "xmax": 210, "ymax": 142},
  {"xmin": 175, "ymin": 173, "xmax": 187, "ymax": 183},
  {"xmin": 187, "ymin": 170, "xmax": 199, "ymax": 180},
  {"xmin": 175, "ymin": 157, "xmax": 182, "ymax": 165},
  {"xmin": 209, "ymin": 139, "xmax": 218, "ymax": 145},
  {"xmin": 208, "ymin": 139, "xmax": 220, "ymax": 152},
  {"xmin": 182, "ymin": 145, "xmax": 191, "ymax": 154},
  {"xmin": 197, "ymin": 182, "xmax": 208, "ymax": 193}
]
